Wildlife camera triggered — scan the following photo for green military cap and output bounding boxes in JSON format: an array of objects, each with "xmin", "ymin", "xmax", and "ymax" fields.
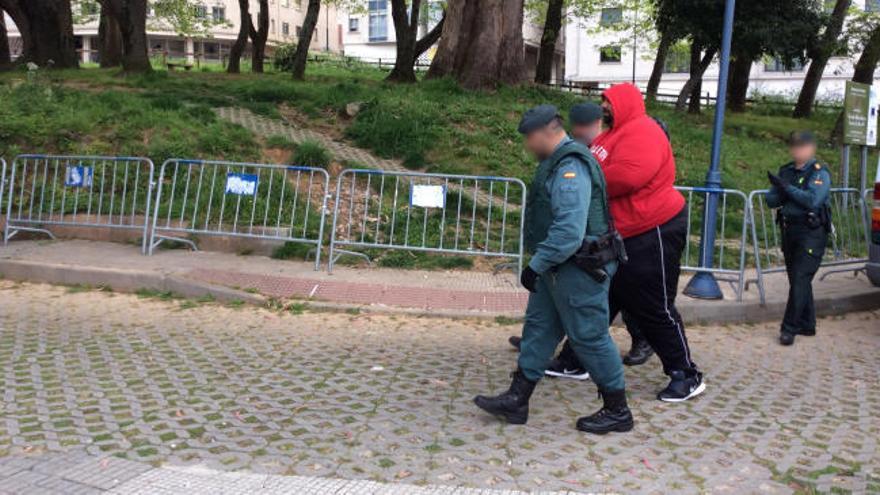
[
  {"xmin": 569, "ymin": 102, "xmax": 603, "ymax": 125},
  {"xmin": 518, "ymin": 104, "xmax": 561, "ymax": 134},
  {"xmin": 788, "ymin": 130, "xmax": 816, "ymax": 146}
]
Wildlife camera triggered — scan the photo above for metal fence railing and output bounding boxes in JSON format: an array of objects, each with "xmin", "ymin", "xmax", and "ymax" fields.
[
  {"xmin": 0, "ymin": 158, "xmax": 6, "ymax": 220},
  {"xmin": 148, "ymin": 159, "xmax": 330, "ymax": 270},
  {"xmin": 3, "ymin": 155, "xmax": 155, "ymax": 254},
  {"xmin": 327, "ymin": 169, "xmax": 526, "ymax": 274},
  {"xmin": 676, "ymin": 187, "xmax": 751, "ymax": 301},
  {"xmin": 748, "ymin": 188, "xmax": 870, "ymax": 304}
]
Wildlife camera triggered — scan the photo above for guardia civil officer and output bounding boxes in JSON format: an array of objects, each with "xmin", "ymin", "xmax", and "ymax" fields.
[
  {"xmin": 766, "ymin": 131, "xmax": 832, "ymax": 346},
  {"xmin": 473, "ymin": 105, "xmax": 633, "ymax": 434},
  {"xmin": 507, "ymin": 101, "xmax": 654, "ymax": 375}
]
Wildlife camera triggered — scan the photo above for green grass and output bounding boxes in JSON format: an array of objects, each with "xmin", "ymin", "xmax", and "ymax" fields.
[{"xmin": 291, "ymin": 139, "xmax": 331, "ymax": 169}]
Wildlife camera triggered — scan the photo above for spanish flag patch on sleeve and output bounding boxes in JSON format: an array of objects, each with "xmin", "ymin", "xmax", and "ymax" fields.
[{"xmin": 563, "ymin": 171, "xmax": 576, "ymax": 179}]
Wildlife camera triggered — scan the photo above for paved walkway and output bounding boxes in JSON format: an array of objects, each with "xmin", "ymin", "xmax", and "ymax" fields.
[
  {"xmin": 0, "ymin": 239, "xmax": 877, "ymax": 323},
  {"xmin": 0, "ymin": 282, "xmax": 878, "ymax": 493}
]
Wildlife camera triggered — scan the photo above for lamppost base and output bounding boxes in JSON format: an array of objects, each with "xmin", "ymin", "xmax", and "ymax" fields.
[{"xmin": 683, "ymin": 271, "xmax": 724, "ymax": 300}]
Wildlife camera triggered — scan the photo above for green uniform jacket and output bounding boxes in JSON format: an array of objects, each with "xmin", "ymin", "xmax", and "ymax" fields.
[{"xmin": 766, "ymin": 159, "xmax": 832, "ymax": 220}]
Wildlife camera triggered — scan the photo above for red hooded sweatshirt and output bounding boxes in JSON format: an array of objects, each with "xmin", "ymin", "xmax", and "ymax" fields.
[{"xmin": 590, "ymin": 84, "xmax": 685, "ymax": 238}]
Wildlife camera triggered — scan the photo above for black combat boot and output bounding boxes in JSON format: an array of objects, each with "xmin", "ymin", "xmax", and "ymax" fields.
[
  {"xmin": 622, "ymin": 338, "xmax": 654, "ymax": 366},
  {"xmin": 576, "ymin": 389, "xmax": 634, "ymax": 434},
  {"xmin": 473, "ymin": 369, "xmax": 536, "ymax": 425}
]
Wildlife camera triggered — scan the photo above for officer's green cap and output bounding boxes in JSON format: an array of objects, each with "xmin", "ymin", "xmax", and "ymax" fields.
[
  {"xmin": 569, "ymin": 102, "xmax": 603, "ymax": 125},
  {"xmin": 518, "ymin": 104, "xmax": 561, "ymax": 134},
  {"xmin": 788, "ymin": 130, "xmax": 816, "ymax": 146}
]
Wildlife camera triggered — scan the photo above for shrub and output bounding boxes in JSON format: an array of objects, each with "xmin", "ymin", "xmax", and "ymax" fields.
[
  {"xmin": 273, "ymin": 43, "xmax": 298, "ymax": 72},
  {"xmin": 292, "ymin": 139, "xmax": 331, "ymax": 169}
]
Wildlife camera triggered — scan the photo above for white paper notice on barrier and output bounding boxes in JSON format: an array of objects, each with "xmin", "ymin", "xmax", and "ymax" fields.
[{"xmin": 410, "ymin": 184, "xmax": 446, "ymax": 208}]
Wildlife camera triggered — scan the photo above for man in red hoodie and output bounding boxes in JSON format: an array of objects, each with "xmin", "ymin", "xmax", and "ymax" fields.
[{"xmin": 556, "ymin": 83, "xmax": 706, "ymax": 402}]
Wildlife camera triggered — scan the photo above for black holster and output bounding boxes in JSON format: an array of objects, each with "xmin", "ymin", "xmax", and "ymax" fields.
[{"xmin": 570, "ymin": 229, "xmax": 628, "ymax": 282}]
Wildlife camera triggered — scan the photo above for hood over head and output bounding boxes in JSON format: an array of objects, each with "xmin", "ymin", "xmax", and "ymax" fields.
[{"xmin": 602, "ymin": 83, "xmax": 646, "ymax": 128}]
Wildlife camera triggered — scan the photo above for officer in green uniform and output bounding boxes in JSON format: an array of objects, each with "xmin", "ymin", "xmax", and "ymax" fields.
[
  {"xmin": 473, "ymin": 105, "xmax": 633, "ymax": 435},
  {"xmin": 766, "ymin": 131, "xmax": 832, "ymax": 346}
]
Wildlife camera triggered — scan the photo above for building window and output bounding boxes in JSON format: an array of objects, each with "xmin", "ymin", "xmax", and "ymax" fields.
[
  {"xmin": 296, "ymin": 25, "xmax": 302, "ymax": 38},
  {"xmin": 349, "ymin": 17, "xmax": 359, "ymax": 32},
  {"xmin": 600, "ymin": 7, "xmax": 623, "ymax": 26},
  {"xmin": 82, "ymin": 1, "xmax": 99, "ymax": 16},
  {"xmin": 212, "ymin": 6, "xmax": 225, "ymax": 22},
  {"xmin": 194, "ymin": 4, "xmax": 207, "ymax": 19},
  {"xmin": 764, "ymin": 57, "xmax": 804, "ymax": 72},
  {"xmin": 368, "ymin": 0, "xmax": 388, "ymax": 42},
  {"xmin": 600, "ymin": 45, "xmax": 622, "ymax": 64},
  {"xmin": 271, "ymin": 19, "xmax": 276, "ymax": 34},
  {"xmin": 283, "ymin": 22, "xmax": 290, "ymax": 36}
]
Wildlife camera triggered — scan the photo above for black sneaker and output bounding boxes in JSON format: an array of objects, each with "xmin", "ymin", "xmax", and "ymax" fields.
[
  {"xmin": 780, "ymin": 332, "xmax": 796, "ymax": 346},
  {"xmin": 657, "ymin": 370, "xmax": 706, "ymax": 402},
  {"xmin": 544, "ymin": 358, "xmax": 591, "ymax": 381},
  {"xmin": 622, "ymin": 338, "xmax": 653, "ymax": 366},
  {"xmin": 508, "ymin": 336, "xmax": 522, "ymax": 351}
]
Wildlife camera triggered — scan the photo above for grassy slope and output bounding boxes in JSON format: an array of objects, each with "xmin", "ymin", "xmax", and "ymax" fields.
[{"xmin": 0, "ymin": 62, "xmax": 873, "ymax": 194}]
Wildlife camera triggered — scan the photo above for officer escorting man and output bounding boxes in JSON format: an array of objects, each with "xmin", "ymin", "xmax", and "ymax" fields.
[
  {"xmin": 473, "ymin": 105, "xmax": 633, "ymax": 434},
  {"xmin": 506, "ymin": 101, "xmax": 655, "ymax": 373},
  {"xmin": 766, "ymin": 131, "xmax": 832, "ymax": 346}
]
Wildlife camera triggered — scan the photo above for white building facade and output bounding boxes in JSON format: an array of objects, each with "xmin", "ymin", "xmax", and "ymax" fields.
[
  {"xmin": 4, "ymin": 0, "xmax": 342, "ymax": 65},
  {"xmin": 564, "ymin": 1, "xmax": 879, "ymax": 101},
  {"xmin": 341, "ymin": 0, "xmax": 566, "ymax": 82}
]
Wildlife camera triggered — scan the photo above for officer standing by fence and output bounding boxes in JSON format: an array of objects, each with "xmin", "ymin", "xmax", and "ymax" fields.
[
  {"xmin": 766, "ymin": 131, "xmax": 832, "ymax": 346},
  {"xmin": 473, "ymin": 105, "xmax": 633, "ymax": 435}
]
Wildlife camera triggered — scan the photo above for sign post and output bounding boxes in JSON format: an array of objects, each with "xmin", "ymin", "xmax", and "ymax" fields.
[{"xmin": 842, "ymin": 81, "xmax": 879, "ymax": 213}]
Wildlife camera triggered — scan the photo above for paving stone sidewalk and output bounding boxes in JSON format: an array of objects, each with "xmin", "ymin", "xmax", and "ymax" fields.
[{"xmin": 0, "ymin": 282, "xmax": 878, "ymax": 493}]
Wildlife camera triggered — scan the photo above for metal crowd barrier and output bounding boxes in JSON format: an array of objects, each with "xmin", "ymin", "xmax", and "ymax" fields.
[
  {"xmin": 149, "ymin": 159, "xmax": 330, "ymax": 270},
  {"xmin": 0, "ymin": 158, "xmax": 6, "ymax": 219},
  {"xmin": 675, "ymin": 186, "xmax": 750, "ymax": 301},
  {"xmin": 748, "ymin": 188, "xmax": 870, "ymax": 304},
  {"xmin": 328, "ymin": 169, "xmax": 526, "ymax": 274},
  {"xmin": 3, "ymin": 155, "xmax": 155, "ymax": 254}
]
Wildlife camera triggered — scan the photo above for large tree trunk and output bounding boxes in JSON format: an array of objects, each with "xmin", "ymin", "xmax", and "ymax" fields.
[
  {"xmin": 646, "ymin": 31, "xmax": 673, "ymax": 101},
  {"xmin": 101, "ymin": 0, "xmax": 151, "ymax": 72},
  {"xmin": 291, "ymin": 0, "xmax": 320, "ymax": 79},
  {"xmin": 98, "ymin": 7, "xmax": 123, "ymax": 68},
  {"xmin": 0, "ymin": 0, "xmax": 78, "ymax": 68},
  {"xmin": 386, "ymin": 0, "xmax": 420, "ymax": 82},
  {"xmin": 793, "ymin": 0, "xmax": 851, "ymax": 118},
  {"xmin": 534, "ymin": 0, "xmax": 563, "ymax": 84},
  {"xmin": 227, "ymin": 0, "xmax": 251, "ymax": 74},
  {"xmin": 688, "ymin": 77, "xmax": 703, "ymax": 114},
  {"xmin": 414, "ymin": 12, "xmax": 444, "ymax": 60},
  {"xmin": 249, "ymin": 0, "xmax": 268, "ymax": 73},
  {"xmin": 727, "ymin": 55, "xmax": 752, "ymax": 112},
  {"xmin": 0, "ymin": 11, "xmax": 10, "ymax": 68},
  {"xmin": 426, "ymin": 0, "xmax": 525, "ymax": 90},
  {"xmin": 675, "ymin": 43, "xmax": 716, "ymax": 112}
]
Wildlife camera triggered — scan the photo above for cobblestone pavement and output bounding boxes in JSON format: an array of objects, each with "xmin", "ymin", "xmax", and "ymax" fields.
[{"xmin": 0, "ymin": 281, "xmax": 878, "ymax": 494}]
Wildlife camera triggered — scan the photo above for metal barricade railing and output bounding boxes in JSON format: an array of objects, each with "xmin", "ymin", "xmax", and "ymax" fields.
[
  {"xmin": 4, "ymin": 155, "xmax": 155, "ymax": 254},
  {"xmin": 0, "ymin": 158, "xmax": 6, "ymax": 220},
  {"xmin": 748, "ymin": 188, "xmax": 870, "ymax": 305},
  {"xmin": 148, "ymin": 159, "xmax": 330, "ymax": 270},
  {"xmin": 675, "ymin": 186, "xmax": 751, "ymax": 301},
  {"xmin": 328, "ymin": 169, "xmax": 526, "ymax": 274}
]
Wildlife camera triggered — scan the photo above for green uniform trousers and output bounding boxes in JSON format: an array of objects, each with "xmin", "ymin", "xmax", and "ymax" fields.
[
  {"xmin": 781, "ymin": 223, "xmax": 827, "ymax": 334},
  {"xmin": 517, "ymin": 260, "xmax": 625, "ymax": 391}
]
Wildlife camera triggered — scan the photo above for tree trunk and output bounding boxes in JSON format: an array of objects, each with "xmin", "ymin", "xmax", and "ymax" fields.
[
  {"xmin": 101, "ymin": 0, "xmax": 151, "ymax": 72},
  {"xmin": 727, "ymin": 55, "xmax": 752, "ymax": 112},
  {"xmin": 227, "ymin": 0, "xmax": 251, "ymax": 74},
  {"xmin": 793, "ymin": 0, "xmax": 851, "ymax": 118},
  {"xmin": 534, "ymin": 0, "xmax": 563, "ymax": 84},
  {"xmin": 426, "ymin": 0, "xmax": 525, "ymax": 90},
  {"xmin": 290, "ymin": 0, "xmax": 320, "ymax": 79},
  {"xmin": 646, "ymin": 31, "xmax": 673, "ymax": 101},
  {"xmin": 249, "ymin": 0, "xmax": 268, "ymax": 73},
  {"xmin": 413, "ymin": 12, "xmax": 444, "ymax": 60},
  {"xmin": 688, "ymin": 77, "xmax": 703, "ymax": 114},
  {"xmin": 386, "ymin": 0, "xmax": 420, "ymax": 82},
  {"xmin": 0, "ymin": 11, "xmax": 10, "ymax": 68},
  {"xmin": 675, "ymin": 43, "xmax": 715, "ymax": 112},
  {"xmin": 98, "ymin": 7, "xmax": 123, "ymax": 68},
  {"xmin": 0, "ymin": 0, "xmax": 78, "ymax": 68}
]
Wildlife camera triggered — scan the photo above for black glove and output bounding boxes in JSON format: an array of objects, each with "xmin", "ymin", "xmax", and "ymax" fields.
[
  {"xmin": 767, "ymin": 171, "xmax": 786, "ymax": 190},
  {"xmin": 520, "ymin": 266, "xmax": 539, "ymax": 293}
]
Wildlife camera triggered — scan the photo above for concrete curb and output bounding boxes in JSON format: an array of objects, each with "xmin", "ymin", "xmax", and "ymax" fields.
[{"xmin": 0, "ymin": 258, "xmax": 877, "ymax": 324}]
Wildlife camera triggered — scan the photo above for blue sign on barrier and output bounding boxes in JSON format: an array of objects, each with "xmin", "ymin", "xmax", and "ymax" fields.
[
  {"xmin": 225, "ymin": 172, "xmax": 258, "ymax": 196},
  {"xmin": 64, "ymin": 165, "xmax": 93, "ymax": 187}
]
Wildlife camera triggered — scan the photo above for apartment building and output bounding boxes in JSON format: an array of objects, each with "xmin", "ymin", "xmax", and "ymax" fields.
[
  {"xmin": 4, "ymin": 0, "xmax": 342, "ymax": 65},
  {"xmin": 565, "ymin": 1, "xmax": 878, "ymax": 100}
]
